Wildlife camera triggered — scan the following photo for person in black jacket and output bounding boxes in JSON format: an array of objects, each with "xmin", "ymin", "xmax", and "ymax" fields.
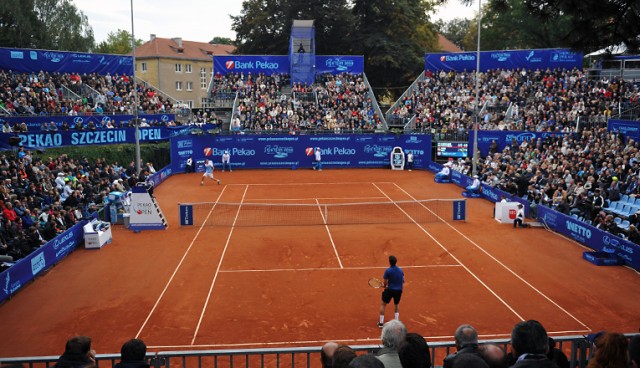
[
  {"xmin": 115, "ymin": 339, "xmax": 149, "ymax": 368},
  {"xmin": 509, "ymin": 320, "xmax": 557, "ymax": 368},
  {"xmin": 53, "ymin": 336, "xmax": 96, "ymax": 368},
  {"xmin": 443, "ymin": 324, "xmax": 481, "ymax": 368}
]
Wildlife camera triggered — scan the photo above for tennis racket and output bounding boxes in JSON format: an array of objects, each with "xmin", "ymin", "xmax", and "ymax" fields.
[{"xmin": 368, "ymin": 277, "xmax": 385, "ymax": 289}]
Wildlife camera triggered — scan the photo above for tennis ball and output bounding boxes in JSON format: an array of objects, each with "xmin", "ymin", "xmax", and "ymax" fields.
[
  {"xmin": 203, "ymin": 147, "xmax": 212, "ymax": 156},
  {"xmin": 305, "ymin": 147, "xmax": 314, "ymax": 156}
]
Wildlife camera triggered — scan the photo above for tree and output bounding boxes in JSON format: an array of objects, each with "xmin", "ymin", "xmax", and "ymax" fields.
[
  {"xmin": 0, "ymin": 0, "xmax": 43, "ymax": 48},
  {"xmin": 231, "ymin": 0, "xmax": 356, "ymax": 55},
  {"xmin": 95, "ymin": 29, "xmax": 142, "ymax": 55},
  {"xmin": 435, "ymin": 18, "xmax": 472, "ymax": 49},
  {"xmin": 352, "ymin": 0, "xmax": 439, "ymax": 97},
  {"xmin": 33, "ymin": 0, "xmax": 94, "ymax": 52},
  {"xmin": 210, "ymin": 37, "xmax": 234, "ymax": 45}
]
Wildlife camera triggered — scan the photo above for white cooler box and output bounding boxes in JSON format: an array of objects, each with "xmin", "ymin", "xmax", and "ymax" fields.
[{"xmin": 84, "ymin": 220, "xmax": 113, "ymax": 249}]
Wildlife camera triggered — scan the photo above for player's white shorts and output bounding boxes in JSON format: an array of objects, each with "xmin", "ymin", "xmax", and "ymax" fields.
[{"xmin": 203, "ymin": 172, "xmax": 214, "ymax": 179}]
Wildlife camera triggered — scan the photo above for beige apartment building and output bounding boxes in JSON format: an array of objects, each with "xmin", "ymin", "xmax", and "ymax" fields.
[{"xmin": 134, "ymin": 35, "xmax": 235, "ymax": 109}]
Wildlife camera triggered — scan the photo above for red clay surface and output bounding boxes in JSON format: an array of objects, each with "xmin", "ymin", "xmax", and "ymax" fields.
[{"xmin": 1, "ymin": 169, "xmax": 639, "ymax": 358}]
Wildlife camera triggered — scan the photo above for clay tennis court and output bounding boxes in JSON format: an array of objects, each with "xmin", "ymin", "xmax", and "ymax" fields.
[{"xmin": 1, "ymin": 169, "xmax": 639, "ymax": 359}]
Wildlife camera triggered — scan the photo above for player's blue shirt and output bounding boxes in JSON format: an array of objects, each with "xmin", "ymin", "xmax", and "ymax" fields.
[
  {"xmin": 205, "ymin": 162, "xmax": 213, "ymax": 174},
  {"xmin": 383, "ymin": 266, "xmax": 404, "ymax": 290}
]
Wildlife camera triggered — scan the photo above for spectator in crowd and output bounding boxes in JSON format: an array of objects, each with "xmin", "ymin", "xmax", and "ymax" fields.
[
  {"xmin": 629, "ymin": 334, "xmax": 640, "ymax": 368},
  {"xmin": 115, "ymin": 339, "xmax": 148, "ymax": 368},
  {"xmin": 478, "ymin": 344, "xmax": 507, "ymax": 368},
  {"xmin": 53, "ymin": 336, "xmax": 96, "ymax": 368},
  {"xmin": 443, "ymin": 324, "xmax": 481, "ymax": 368},
  {"xmin": 321, "ymin": 342, "xmax": 340, "ymax": 368},
  {"xmin": 375, "ymin": 319, "xmax": 406, "ymax": 368},
  {"xmin": 467, "ymin": 175, "xmax": 481, "ymax": 194},
  {"xmin": 453, "ymin": 354, "xmax": 490, "ymax": 368},
  {"xmin": 586, "ymin": 332, "xmax": 629, "ymax": 368},
  {"xmin": 509, "ymin": 320, "xmax": 555, "ymax": 368},
  {"xmin": 333, "ymin": 345, "xmax": 357, "ymax": 368},
  {"xmin": 546, "ymin": 338, "xmax": 569, "ymax": 368},
  {"xmin": 349, "ymin": 355, "xmax": 384, "ymax": 368},
  {"xmin": 435, "ymin": 163, "xmax": 452, "ymax": 181},
  {"xmin": 398, "ymin": 332, "xmax": 431, "ymax": 368}
]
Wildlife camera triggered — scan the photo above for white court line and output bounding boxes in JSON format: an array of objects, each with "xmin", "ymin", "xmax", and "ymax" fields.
[
  {"xmin": 247, "ymin": 196, "xmax": 387, "ymax": 202},
  {"xmin": 393, "ymin": 183, "xmax": 591, "ymax": 330},
  {"xmin": 219, "ymin": 265, "xmax": 461, "ymax": 273},
  {"xmin": 135, "ymin": 187, "xmax": 229, "ymax": 339},
  {"xmin": 316, "ymin": 199, "xmax": 343, "ymax": 269},
  {"xmin": 191, "ymin": 185, "xmax": 249, "ymax": 345},
  {"xmin": 371, "ymin": 183, "xmax": 525, "ymax": 321},
  {"xmin": 148, "ymin": 329, "xmax": 592, "ymax": 349},
  {"xmin": 227, "ymin": 181, "xmax": 395, "ymax": 186}
]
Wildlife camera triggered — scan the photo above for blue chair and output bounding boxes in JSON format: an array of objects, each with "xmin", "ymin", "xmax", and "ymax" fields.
[
  {"xmin": 621, "ymin": 194, "xmax": 631, "ymax": 204},
  {"xmin": 619, "ymin": 220, "xmax": 631, "ymax": 231},
  {"xmin": 634, "ymin": 197, "xmax": 640, "ymax": 207},
  {"xmin": 614, "ymin": 217, "xmax": 622, "ymax": 225},
  {"xmin": 607, "ymin": 202, "xmax": 622, "ymax": 215}
]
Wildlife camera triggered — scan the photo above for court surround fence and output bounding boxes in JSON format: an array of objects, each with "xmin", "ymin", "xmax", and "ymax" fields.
[{"xmin": 0, "ymin": 336, "xmax": 608, "ymax": 368}]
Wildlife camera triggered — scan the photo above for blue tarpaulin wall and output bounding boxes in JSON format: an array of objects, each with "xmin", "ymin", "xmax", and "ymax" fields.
[
  {"xmin": 0, "ymin": 47, "xmax": 133, "ymax": 75},
  {"xmin": 425, "ymin": 49, "xmax": 583, "ymax": 72}
]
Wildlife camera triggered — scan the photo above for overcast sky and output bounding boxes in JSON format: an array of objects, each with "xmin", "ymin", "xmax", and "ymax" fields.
[{"xmin": 74, "ymin": 0, "xmax": 477, "ymax": 44}]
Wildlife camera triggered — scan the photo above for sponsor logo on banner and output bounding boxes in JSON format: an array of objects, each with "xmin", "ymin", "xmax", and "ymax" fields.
[
  {"xmin": 439, "ymin": 54, "xmax": 476, "ymax": 62},
  {"xmin": 405, "ymin": 136, "xmax": 423, "ymax": 144},
  {"xmin": 481, "ymin": 186, "xmax": 500, "ymax": 202},
  {"xmin": 226, "ymin": 60, "xmax": 280, "ymax": 71},
  {"xmin": 264, "ymin": 145, "xmax": 294, "ymax": 158},
  {"xmin": 3, "ymin": 273, "xmax": 20, "ymax": 295},
  {"xmin": 602, "ymin": 236, "xmax": 619, "ymax": 253},
  {"xmin": 506, "ymin": 132, "xmax": 536, "ymax": 143},
  {"xmin": 225, "ymin": 60, "xmax": 234, "ymax": 70},
  {"xmin": 355, "ymin": 136, "xmax": 373, "ymax": 142},
  {"xmin": 30, "ymin": 51, "xmax": 37, "ymax": 60},
  {"xmin": 53, "ymin": 231, "xmax": 75, "ymax": 250},
  {"xmin": 134, "ymin": 202, "xmax": 154, "ymax": 215},
  {"xmin": 161, "ymin": 115, "xmax": 169, "ymax": 122},
  {"xmin": 525, "ymin": 50, "xmax": 542, "ymax": 62},
  {"xmin": 73, "ymin": 117, "xmax": 84, "ymax": 124},
  {"xmin": 10, "ymin": 51, "xmax": 24, "ymax": 59},
  {"xmin": 43, "ymin": 52, "xmax": 64, "ymax": 62},
  {"xmin": 540, "ymin": 211, "xmax": 559, "ymax": 228},
  {"xmin": 491, "ymin": 52, "xmax": 511, "ymax": 62},
  {"xmin": 566, "ymin": 219, "xmax": 592, "ymax": 240},
  {"xmin": 102, "ymin": 116, "xmax": 112, "ymax": 124},
  {"xmin": 509, "ymin": 209, "xmax": 517, "ymax": 219},
  {"xmin": 325, "ymin": 57, "xmax": 354, "ymax": 71},
  {"xmin": 31, "ymin": 253, "xmax": 46, "ymax": 275},
  {"xmin": 364, "ymin": 145, "xmax": 393, "ymax": 158},
  {"xmin": 177, "ymin": 140, "xmax": 193, "ymax": 149}
]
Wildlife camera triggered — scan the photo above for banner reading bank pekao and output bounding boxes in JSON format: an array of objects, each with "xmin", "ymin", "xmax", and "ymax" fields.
[
  {"xmin": 425, "ymin": 48, "xmax": 583, "ymax": 73},
  {"xmin": 170, "ymin": 134, "xmax": 431, "ymax": 172},
  {"xmin": 213, "ymin": 55, "xmax": 290, "ymax": 76}
]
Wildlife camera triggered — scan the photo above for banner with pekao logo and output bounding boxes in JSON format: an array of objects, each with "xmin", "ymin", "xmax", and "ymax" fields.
[
  {"xmin": 213, "ymin": 55, "xmax": 290, "ymax": 76},
  {"xmin": 425, "ymin": 48, "xmax": 583, "ymax": 73},
  {"xmin": 315, "ymin": 56, "xmax": 364, "ymax": 74},
  {"xmin": 0, "ymin": 47, "xmax": 132, "ymax": 75},
  {"xmin": 0, "ymin": 113, "xmax": 175, "ymax": 131},
  {"xmin": 0, "ymin": 221, "xmax": 87, "ymax": 303},
  {"xmin": 170, "ymin": 134, "xmax": 432, "ymax": 172}
]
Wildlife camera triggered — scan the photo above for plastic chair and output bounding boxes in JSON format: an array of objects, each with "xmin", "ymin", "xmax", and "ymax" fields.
[
  {"xmin": 614, "ymin": 217, "xmax": 622, "ymax": 225},
  {"xmin": 619, "ymin": 220, "xmax": 631, "ymax": 231},
  {"xmin": 621, "ymin": 194, "xmax": 630, "ymax": 204}
]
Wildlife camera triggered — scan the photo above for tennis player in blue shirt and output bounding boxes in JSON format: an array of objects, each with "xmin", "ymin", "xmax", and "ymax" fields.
[{"xmin": 378, "ymin": 255, "xmax": 404, "ymax": 328}]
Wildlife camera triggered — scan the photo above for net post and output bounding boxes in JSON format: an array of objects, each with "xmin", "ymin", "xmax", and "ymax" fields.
[{"xmin": 324, "ymin": 204, "xmax": 328, "ymax": 224}]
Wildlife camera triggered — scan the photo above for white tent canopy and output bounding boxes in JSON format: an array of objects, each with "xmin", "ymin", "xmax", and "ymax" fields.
[{"xmin": 586, "ymin": 43, "xmax": 628, "ymax": 57}]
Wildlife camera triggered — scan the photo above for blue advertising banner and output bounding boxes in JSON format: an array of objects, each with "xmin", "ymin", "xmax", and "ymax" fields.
[
  {"xmin": 213, "ymin": 55, "xmax": 290, "ymax": 76},
  {"xmin": 453, "ymin": 200, "xmax": 466, "ymax": 221},
  {"xmin": 0, "ymin": 221, "xmax": 87, "ymax": 303},
  {"xmin": 147, "ymin": 165, "xmax": 173, "ymax": 188},
  {"xmin": 425, "ymin": 49, "xmax": 583, "ymax": 73},
  {"xmin": 170, "ymin": 134, "xmax": 431, "ymax": 172},
  {"xmin": 0, "ymin": 114, "xmax": 175, "ymax": 131},
  {"xmin": 537, "ymin": 206, "xmax": 639, "ymax": 269},
  {"xmin": 608, "ymin": 119, "xmax": 640, "ymax": 141},
  {"xmin": 0, "ymin": 123, "xmax": 216, "ymax": 149},
  {"xmin": 471, "ymin": 130, "xmax": 567, "ymax": 158},
  {"xmin": 0, "ymin": 48, "xmax": 132, "ymax": 76},
  {"xmin": 315, "ymin": 56, "xmax": 365, "ymax": 74}
]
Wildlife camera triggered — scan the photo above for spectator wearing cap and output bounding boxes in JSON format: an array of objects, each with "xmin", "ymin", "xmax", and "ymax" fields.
[{"xmin": 55, "ymin": 172, "xmax": 66, "ymax": 190}]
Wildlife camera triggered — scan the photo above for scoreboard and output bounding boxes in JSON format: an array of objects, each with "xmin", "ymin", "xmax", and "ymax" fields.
[{"xmin": 436, "ymin": 142, "xmax": 469, "ymax": 158}]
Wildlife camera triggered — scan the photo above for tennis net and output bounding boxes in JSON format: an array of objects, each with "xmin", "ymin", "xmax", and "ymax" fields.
[{"xmin": 178, "ymin": 199, "xmax": 465, "ymax": 227}]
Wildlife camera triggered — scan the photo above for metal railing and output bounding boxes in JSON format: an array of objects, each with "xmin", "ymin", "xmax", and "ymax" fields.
[
  {"xmin": 384, "ymin": 71, "xmax": 425, "ymax": 117},
  {"xmin": 363, "ymin": 72, "xmax": 388, "ymax": 131},
  {"xmin": 135, "ymin": 77, "xmax": 181, "ymax": 110},
  {"xmin": 0, "ymin": 335, "xmax": 615, "ymax": 368}
]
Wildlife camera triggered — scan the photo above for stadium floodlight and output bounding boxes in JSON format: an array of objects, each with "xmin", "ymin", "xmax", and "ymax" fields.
[
  {"xmin": 472, "ymin": 0, "xmax": 482, "ymax": 177},
  {"xmin": 131, "ymin": 0, "xmax": 141, "ymax": 175}
]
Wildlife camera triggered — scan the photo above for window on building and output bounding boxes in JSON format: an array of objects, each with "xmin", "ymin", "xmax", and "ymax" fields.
[
  {"xmin": 141, "ymin": 62, "xmax": 147, "ymax": 72},
  {"xmin": 175, "ymin": 63, "xmax": 182, "ymax": 72},
  {"xmin": 200, "ymin": 68, "xmax": 207, "ymax": 89},
  {"xmin": 187, "ymin": 100, "xmax": 194, "ymax": 108},
  {"xmin": 185, "ymin": 64, "xmax": 192, "ymax": 73},
  {"xmin": 201, "ymin": 97, "xmax": 208, "ymax": 106},
  {"xmin": 186, "ymin": 81, "xmax": 193, "ymax": 91},
  {"xmin": 176, "ymin": 81, "xmax": 182, "ymax": 91}
]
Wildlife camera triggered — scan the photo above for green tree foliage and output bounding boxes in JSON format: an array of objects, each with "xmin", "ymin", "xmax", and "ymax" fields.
[
  {"xmin": 520, "ymin": 0, "xmax": 640, "ymax": 54},
  {"xmin": 352, "ymin": 0, "xmax": 438, "ymax": 96},
  {"xmin": 231, "ymin": 0, "xmax": 356, "ymax": 55},
  {"xmin": 95, "ymin": 29, "xmax": 143, "ymax": 55},
  {"xmin": 33, "ymin": 0, "xmax": 94, "ymax": 52},
  {"xmin": 0, "ymin": 0, "xmax": 43, "ymax": 48},
  {"xmin": 434, "ymin": 18, "xmax": 472, "ymax": 50},
  {"xmin": 210, "ymin": 37, "xmax": 234, "ymax": 45}
]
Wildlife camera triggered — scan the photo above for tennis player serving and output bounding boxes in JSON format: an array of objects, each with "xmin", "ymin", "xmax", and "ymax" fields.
[{"xmin": 378, "ymin": 255, "xmax": 404, "ymax": 328}]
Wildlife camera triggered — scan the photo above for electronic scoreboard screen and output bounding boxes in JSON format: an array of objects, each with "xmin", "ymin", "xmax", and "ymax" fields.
[{"xmin": 436, "ymin": 142, "xmax": 469, "ymax": 158}]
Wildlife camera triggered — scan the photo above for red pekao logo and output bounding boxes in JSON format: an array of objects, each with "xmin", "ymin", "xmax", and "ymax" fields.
[
  {"xmin": 440, "ymin": 56, "xmax": 446, "ymax": 62},
  {"xmin": 509, "ymin": 209, "xmax": 517, "ymax": 219},
  {"xmin": 225, "ymin": 61, "xmax": 234, "ymax": 70}
]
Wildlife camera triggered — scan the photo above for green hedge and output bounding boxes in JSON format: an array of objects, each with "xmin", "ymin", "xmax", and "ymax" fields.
[{"xmin": 29, "ymin": 142, "xmax": 171, "ymax": 169}]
